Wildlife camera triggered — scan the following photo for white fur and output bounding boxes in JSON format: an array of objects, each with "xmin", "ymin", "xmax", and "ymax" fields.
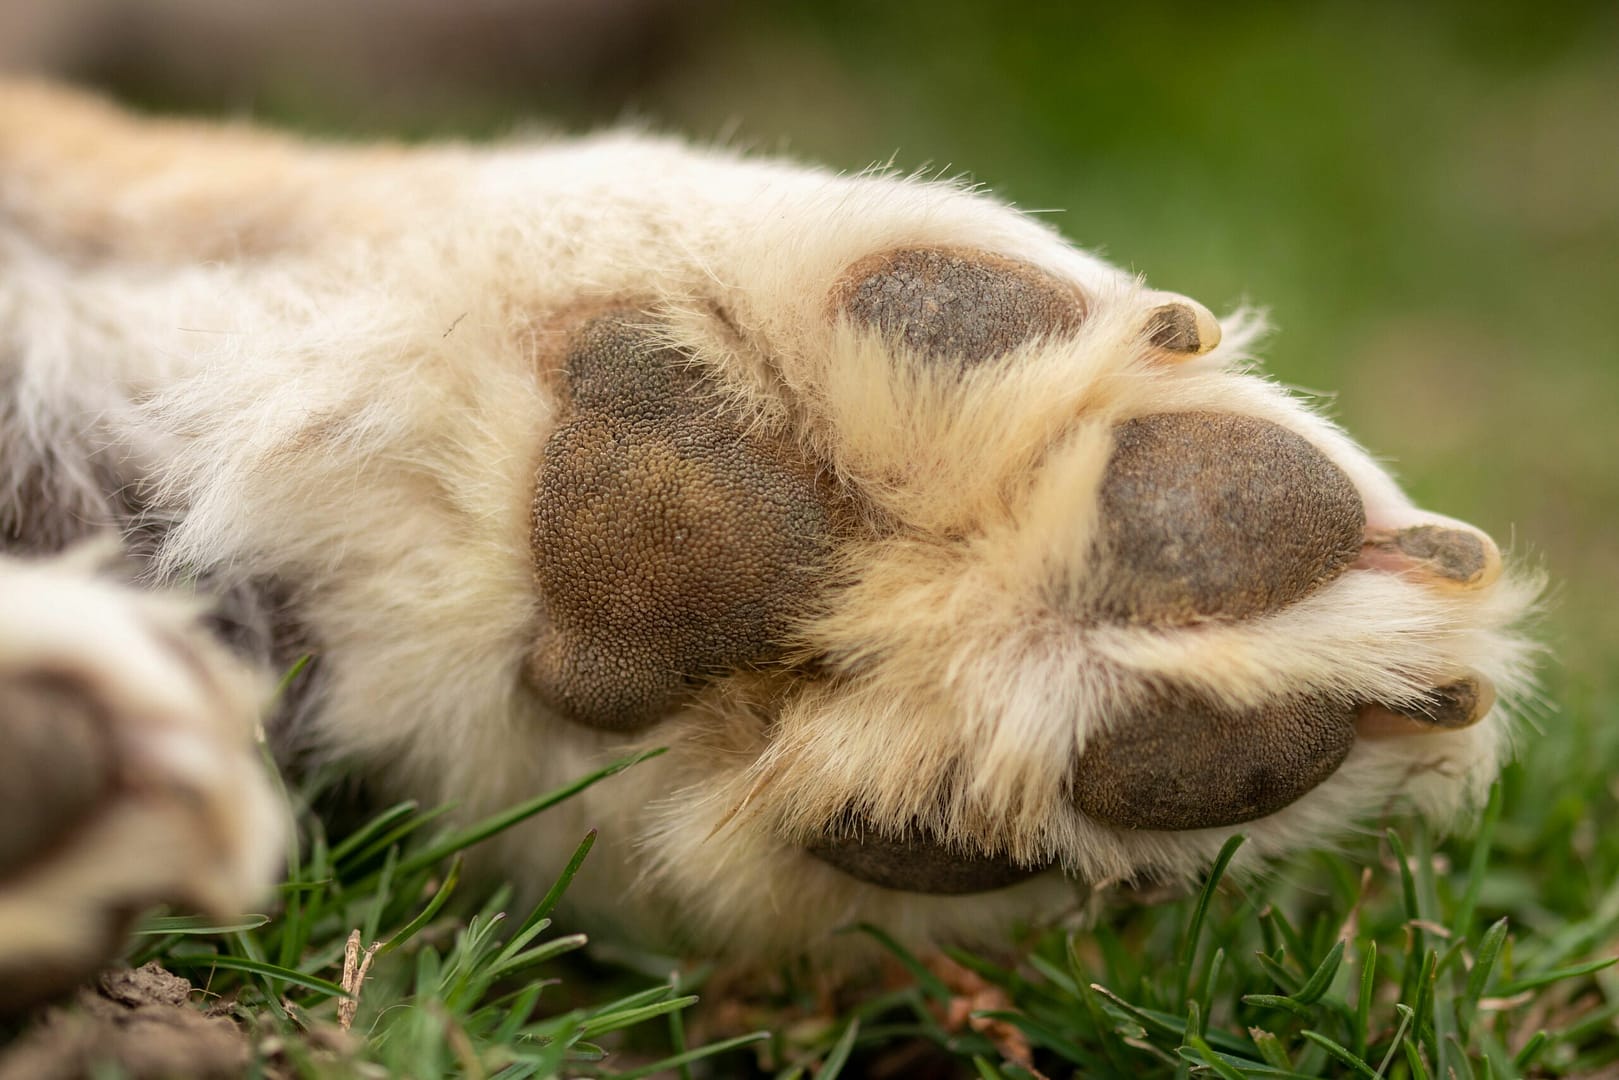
[
  {"xmin": 0, "ymin": 552, "xmax": 283, "ymax": 972},
  {"xmin": 0, "ymin": 84, "xmax": 1541, "ymax": 974}
]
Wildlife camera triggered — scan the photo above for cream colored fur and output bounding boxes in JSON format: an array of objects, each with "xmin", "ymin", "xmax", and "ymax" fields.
[
  {"xmin": 0, "ymin": 82, "xmax": 1540, "ymax": 975},
  {"xmin": 0, "ymin": 549, "xmax": 281, "ymax": 977}
]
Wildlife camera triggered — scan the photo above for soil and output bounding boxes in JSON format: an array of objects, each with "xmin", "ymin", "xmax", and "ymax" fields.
[{"xmin": 0, "ymin": 963, "xmax": 249, "ymax": 1080}]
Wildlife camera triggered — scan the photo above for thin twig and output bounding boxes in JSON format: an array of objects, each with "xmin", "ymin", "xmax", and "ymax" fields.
[{"xmin": 339, "ymin": 929, "xmax": 381, "ymax": 1031}]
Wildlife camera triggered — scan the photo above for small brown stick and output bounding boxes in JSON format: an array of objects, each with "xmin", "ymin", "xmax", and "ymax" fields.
[{"xmin": 338, "ymin": 929, "xmax": 381, "ymax": 1031}]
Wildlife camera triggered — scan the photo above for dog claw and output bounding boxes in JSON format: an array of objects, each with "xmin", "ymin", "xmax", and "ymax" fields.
[
  {"xmin": 1144, "ymin": 297, "xmax": 1221, "ymax": 356},
  {"xmin": 1357, "ymin": 674, "xmax": 1496, "ymax": 737},
  {"xmin": 1359, "ymin": 517, "xmax": 1503, "ymax": 590}
]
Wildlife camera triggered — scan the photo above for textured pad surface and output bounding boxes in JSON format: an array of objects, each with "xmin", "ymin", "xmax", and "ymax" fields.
[
  {"xmin": 833, "ymin": 247, "xmax": 1086, "ymax": 365},
  {"xmin": 529, "ymin": 314, "xmax": 832, "ymax": 731},
  {"xmin": 1092, "ymin": 412, "xmax": 1366, "ymax": 622},
  {"xmin": 806, "ymin": 818, "xmax": 1050, "ymax": 895},
  {"xmin": 1072, "ymin": 689, "xmax": 1358, "ymax": 831}
]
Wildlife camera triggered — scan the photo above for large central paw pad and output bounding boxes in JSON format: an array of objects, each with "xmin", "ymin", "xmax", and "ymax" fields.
[{"xmin": 528, "ymin": 313, "xmax": 833, "ymax": 731}]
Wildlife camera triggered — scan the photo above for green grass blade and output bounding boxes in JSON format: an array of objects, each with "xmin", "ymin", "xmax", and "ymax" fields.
[
  {"xmin": 1355, "ymin": 939, "xmax": 1377, "ymax": 1059},
  {"xmin": 516, "ymin": 829, "xmax": 596, "ymax": 937},
  {"xmin": 1241, "ymin": 994, "xmax": 1313, "ymax": 1020},
  {"xmin": 490, "ymin": 982, "xmax": 546, "ymax": 1045},
  {"xmin": 1493, "ymin": 956, "xmax": 1618, "ymax": 995},
  {"xmin": 1402, "ymin": 1034, "xmax": 1433, "ymax": 1080},
  {"xmin": 396, "ymin": 748, "xmax": 665, "ymax": 876},
  {"xmin": 1465, "ymin": 918, "xmax": 1511, "ymax": 1006},
  {"xmin": 1512, "ymin": 1030, "xmax": 1548, "ymax": 1072},
  {"xmin": 577, "ymin": 995, "xmax": 700, "ymax": 1039},
  {"xmin": 133, "ymin": 914, "xmax": 271, "ymax": 936},
  {"xmin": 1178, "ymin": 834, "xmax": 1245, "ymax": 1005},
  {"xmin": 377, "ymin": 854, "xmax": 462, "ymax": 956},
  {"xmin": 971, "ymin": 1056, "xmax": 1008, "ymax": 1080},
  {"xmin": 329, "ymin": 800, "xmax": 421, "ymax": 865},
  {"xmin": 1300, "ymin": 1030, "xmax": 1377, "ymax": 1078},
  {"xmin": 856, "ymin": 924, "xmax": 951, "ymax": 999},
  {"xmin": 1185, "ymin": 1034, "xmax": 1247, "ymax": 1080},
  {"xmin": 1249, "ymin": 1027, "xmax": 1294, "ymax": 1072},
  {"xmin": 1375, "ymin": 1003, "xmax": 1415, "ymax": 1078},
  {"xmin": 485, "ymin": 933, "xmax": 589, "ymax": 980},
  {"xmin": 1292, "ymin": 939, "xmax": 1346, "ymax": 1005},
  {"xmin": 1254, "ymin": 951, "xmax": 1303, "ymax": 995},
  {"xmin": 817, "ymin": 1017, "xmax": 860, "ymax": 1079},
  {"xmin": 164, "ymin": 953, "xmax": 350, "ymax": 998},
  {"xmin": 610, "ymin": 1032, "xmax": 771, "ymax": 1080},
  {"xmin": 1454, "ymin": 783, "xmax": 1504, "ymax": 937},
  {"xmin": 272, "ymin": 654, "xmax": 312, "ymax": 700},
  {"xmin": 346, "ymin": 803, "xmax": 457, "ymax": 870}
]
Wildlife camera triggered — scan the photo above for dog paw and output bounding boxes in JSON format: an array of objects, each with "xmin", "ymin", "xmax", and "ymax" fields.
[
  {"xmin": 0, "ymin": 553, "xmax": 282, "ymax": 1011},
  {"xmin": 515, "ymin": 190, "xmax": 1539, "ymax": 960}
]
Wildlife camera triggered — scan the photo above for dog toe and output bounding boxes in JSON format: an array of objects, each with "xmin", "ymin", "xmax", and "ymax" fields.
[
  {"xmin": 1092, "ymin": 412, "xmax": 1366, "ymax": 623},
  {"xmin": 1071, "ymin": 690, "xmax": 1357, "ymax": 831},
  {"xmin": 805, "ymin": 818, "xmax": 1050, "ymax": 894}
]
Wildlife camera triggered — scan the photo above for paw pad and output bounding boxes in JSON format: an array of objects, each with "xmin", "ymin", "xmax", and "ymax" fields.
[
  {"xmin": 805, "ymin": 817, "xmax": 1049, "ymax": 894},
  {"xmin": 1357, "ymin": 674, "xmax": 1496, "ymax": 737},
  {"xmin": 1144, "ymin": 300, "xmax": 1221, "ymax": 355},
  {"xmin": 528, "ymin": 313, "xmax": 833, "ymax": 731},
  {"xmin": 1360, "ymin": 523, "xmax": 1501, "ymax": 590},
  {"xmin": 1092, "ymin": 412, "xmax": 1366, "ymax": 622},
  {"xmin": 1071, "ymin": 689, "xmax": 1358, "ymax": 831},
  {"xmin": 0, "ymin": 675, "xmax": 115, "ymax": 875},
  {"xmin": 832, "ymin": 247, "xmax": 1086, "ymax": 365}
]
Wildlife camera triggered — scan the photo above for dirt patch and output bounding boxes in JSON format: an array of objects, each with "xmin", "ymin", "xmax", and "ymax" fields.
[{"xmin": 0, "ymin": 963, "xmax": 249, "ymax": 1080}]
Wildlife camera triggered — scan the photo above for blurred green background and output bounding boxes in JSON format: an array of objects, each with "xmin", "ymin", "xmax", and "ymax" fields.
[{"xmin": 10, "ymin": 0, "xmax": 1614, "ymax": 707}]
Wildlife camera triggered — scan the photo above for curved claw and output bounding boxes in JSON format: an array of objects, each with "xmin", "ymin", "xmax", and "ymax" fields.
[
  {"xmin": 1358, "ymin": 513, "xmax": 1503, "ymax": 591},
  {"xmin": 1143, "ymin": 295, "xmax": 1222, "ymax": 357},
  {"xmin": 1357, "ymin": 674, "xmax": 1496, "ymax": 738}
]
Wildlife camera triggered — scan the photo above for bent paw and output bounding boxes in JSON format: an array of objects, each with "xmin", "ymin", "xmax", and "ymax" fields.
[{"xmin": 0, "ymin": 554, "xmax": 283, "ymax": 1011}]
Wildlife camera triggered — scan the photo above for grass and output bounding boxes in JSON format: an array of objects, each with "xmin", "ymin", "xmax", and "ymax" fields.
[
  {"xmin": 115, "ymin": 670, "xmax": 1616, "ymax": 1078},
  {"xmin": 124, "ymin": 747, "xmax": 771, "ymax": 1078}
]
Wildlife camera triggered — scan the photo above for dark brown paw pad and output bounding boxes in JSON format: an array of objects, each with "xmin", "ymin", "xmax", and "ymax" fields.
[
  {"xmin": 1071, "ymin": 690, "xmax": 1358, "ymax": 831},
  {"xmin": 1091, "ymin": 412, "xmax": 1367, "ymax": 623},
  {"xmin": 831, "ymin": 247, "xmax": 1087, "ymax": 366},
  {"xmin": 528, "ymin": 312, "xmax": 834, "ymax": 731},
  {"xmin": 0, "ymin": 675, "xmax": 116, "ymax": 875},
  {"xmin": 0, "ymin": 674, "xmax": 128, "ymax": 1011},
  {"xmin": 1072, "ymin": 673, "xmax": 1499, "ymax": 832},
  {"xmin": 805, "ymin": 817, "xmax": 1050, "ymax": 894}
]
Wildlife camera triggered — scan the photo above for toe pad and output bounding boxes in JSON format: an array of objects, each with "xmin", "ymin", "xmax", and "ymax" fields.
[
  {"xmin": 833, "ymin": 247, "xmax": 1086, "ymax": 366},
  {"xmin": 1093, "ymin": 412, "xmax": 1366, "ymax": 622},
  {"xmin": 806, "ymin": 817, "xmax": 1049, "ymax": 894},
  {"xmin": 1072, "ymin": 690, "xmax": 1357, "ymax": 831}
]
